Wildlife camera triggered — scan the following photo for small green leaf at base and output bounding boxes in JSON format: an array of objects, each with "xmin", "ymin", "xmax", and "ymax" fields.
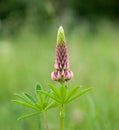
[
  {"xmin": 17, "ymin": 112, "xmax": 41, "ymax": 120},
  {"xmin": 45, "ymin": 101, "xmax": 59, "ymax": 110},
  {"xmin": 67, "ymin": 87, "xmax": 92, "ymax": 103},
  {"xmin": 40, "ymin": 90, "xmax": 61, "ymax": 103},
  {"xmin": 12, "ymin": 100, "xmax": 40, "ymax": 110},
  {"xmin": 35, "ymin": 84, "xmax": 44, "ymax": 106},
  {"xmin": 23, "ymin": 93, "xmax": 36, "ymax": 105},
  {"xmin": 35, "ymin": 83, "xmax": 42, "ymax": 94},
  {"xmin": 14, "ymin": 93, "xmax": 30, "ymax": 103},
  {"xmin": 48, "ymin": 84, "xmax": 60, "ymax": 98},
  {"xmin": 65, "ymin": 86, "xmax": 80, "ymax": 102}
]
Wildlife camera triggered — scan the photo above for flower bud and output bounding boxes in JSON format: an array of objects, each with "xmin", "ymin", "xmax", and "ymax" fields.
[
  {"xmin": 57, "ymin": 26, "xmax": 65, "ymax": 44},
  {"xmin": 51, "ymin": 71, "xmax": 61, "ymax": 81},
  {"xmin": 64, "ymin": 71, "xmax": 73, "ymax": 81}
]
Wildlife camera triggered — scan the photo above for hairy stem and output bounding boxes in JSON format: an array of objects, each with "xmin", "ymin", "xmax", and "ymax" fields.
[
  {"xmin": 60, "ymin": 104, "xmax": 65, "ymax": 130},
  {"xmin": 43, "ymin": 112, "xmax": 50, "ymax": 130}
]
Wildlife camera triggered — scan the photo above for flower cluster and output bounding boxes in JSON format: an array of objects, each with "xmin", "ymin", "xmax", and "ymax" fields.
[{"xmin": 51, "ymin": 26, "xmax": 73, "ymax": 82}]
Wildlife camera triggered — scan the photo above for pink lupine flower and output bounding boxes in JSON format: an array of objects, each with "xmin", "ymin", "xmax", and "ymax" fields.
[
  {"xmin": 64, "ymin": 71, "xmax": 73, "ymax": 81},
  {"xmin": 51, "ymin": 71, "xmax": 61, "ymax": 81},
  {"xmin": 51, "ymin": 26, "xmax": 73, "ymax": 82}
]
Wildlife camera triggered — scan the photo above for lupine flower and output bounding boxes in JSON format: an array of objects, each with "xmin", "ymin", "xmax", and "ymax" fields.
[{"xmin": 51, "ymin": 26, "xmax": 73, "ymax": 82}]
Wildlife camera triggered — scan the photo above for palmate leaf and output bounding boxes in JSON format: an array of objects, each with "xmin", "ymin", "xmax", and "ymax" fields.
[
  {"xmin": 17, "ymin": 112, "xmax": 41, "ymax": 120},
  {"xmin": 67, "ymin": 87, "xmax": 92, "ymax": 103},
  {"xmin": 12, "ymin": 100, "xmax": 40, "ymax": 111}
]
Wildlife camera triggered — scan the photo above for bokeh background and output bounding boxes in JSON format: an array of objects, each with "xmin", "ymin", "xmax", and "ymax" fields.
[{"xmin": 0, "ymin": 0, "xmax": 119, "ymax": 130}]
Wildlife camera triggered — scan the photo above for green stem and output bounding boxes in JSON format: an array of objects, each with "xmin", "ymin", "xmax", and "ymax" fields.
[
  {"xmin": 43, "ymin": 112, "xmax": 50, "ymax": 130},
  {"xmin": 60, "ymin": 104, "xmax": 65, "ymax": 130}
]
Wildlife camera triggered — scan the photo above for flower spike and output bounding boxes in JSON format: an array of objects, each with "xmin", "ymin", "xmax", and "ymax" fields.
[{"xmin": 51, "ymin": 26, "xmax": 73, "ymax": 83}]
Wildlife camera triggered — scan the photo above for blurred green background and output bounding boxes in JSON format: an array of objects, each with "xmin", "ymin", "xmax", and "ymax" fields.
[{"xmin": 0, "ymin": 0, "xmax": 119, "ymax": 130}]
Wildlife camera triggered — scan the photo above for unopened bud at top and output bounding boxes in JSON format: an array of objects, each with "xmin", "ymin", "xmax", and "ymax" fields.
[{"xmin": 57, "ymin": 26, "xmax": 65, "ymax": 44}]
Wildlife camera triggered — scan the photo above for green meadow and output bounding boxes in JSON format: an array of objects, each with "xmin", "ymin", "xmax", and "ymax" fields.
[{"xmin": 0, "ymin": 22, "xmax": 119, "ymax": 130}]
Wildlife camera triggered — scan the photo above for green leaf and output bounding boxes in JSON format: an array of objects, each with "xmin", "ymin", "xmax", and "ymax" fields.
[
  {"xmin": 40, "ymin": 90, "xmax": 61, "ymax": 103},
  {"xmin": 44, "ymin": 90, "xmax": 52, "ymax": 106},
  {"xmin": 60, "ymin": 86, "xmax": 67, "ymax": 102},
  {"xmin": 37, "ymin": 91, "xmax": 44, "ymax": 107},
  {"xmin": 12, "ymin": 100, "xmax": 40, "ymax": 110},
  {"xmin": 23, "ymin": 93, "xmax": 36, "ymax": 105},
  {"xmin": 67, "ymin": 87, "xmax": 92, "ymax": 103},
  {"xmin": 17, "ymin": 112, "xmax": 41, "ymax": 120},
  {"xmin": 35, "ymin": 84, "xmax": 44, "ymax": 106},
  {"xmin": 65, "ymin": 86, "xmax": 80, "ymax": 102},
  {"xmin": 45, "ymin": 101, "xmax": 59, "ymax": 110},
  {"xmin": 35, "ymin": 103, "xmax": 42, "ymax": 110},
  {"xmin": 48, "ymin": 84, "xmax": 61, "ymax": 98},
  {"xmin": 35, "ymin": 83, "xmax": 42, "ymax": 94},
  {"xmin": 14, "ymin": 93, "xmax": 30, "ymax": 104}
]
